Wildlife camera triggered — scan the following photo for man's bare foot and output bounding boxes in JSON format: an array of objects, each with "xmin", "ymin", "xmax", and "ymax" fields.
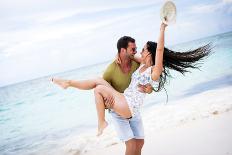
[
  {"xmin": 51, "ymin": 78, "xmax": 70, "ymax": 89},
  {"xmin": 97, "ymin": 121, "xmax": 108, "ymax": 136}
]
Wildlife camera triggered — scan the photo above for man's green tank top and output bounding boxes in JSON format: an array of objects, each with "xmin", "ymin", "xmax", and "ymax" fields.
[{"xmin": 103, "ymin": 60, "xmax": 140, "ymax": 93}]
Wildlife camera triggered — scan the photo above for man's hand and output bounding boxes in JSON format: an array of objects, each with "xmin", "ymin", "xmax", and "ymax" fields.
[
  {"xmin": 104, "ymin": 95, "xmax": 115, "ymax": 109},
  {"xmin": 138, "ymin": 83, "xmax": 153, "ymax": 94}
]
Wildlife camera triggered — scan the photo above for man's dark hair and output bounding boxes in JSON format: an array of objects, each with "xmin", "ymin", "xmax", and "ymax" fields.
[{"xmin": 117, "ymin": 36, "xmax": 135, "ymax": 53}]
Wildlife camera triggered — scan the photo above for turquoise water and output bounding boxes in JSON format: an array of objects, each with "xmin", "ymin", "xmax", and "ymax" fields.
[{"xmin": 0, "ymin": 31, "xmax": 232, "ymax": 154}]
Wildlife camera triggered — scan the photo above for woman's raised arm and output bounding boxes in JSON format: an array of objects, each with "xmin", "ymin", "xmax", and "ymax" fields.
[{"xmin": 151, "ymin": 23, "xmax": 167, "ymax": 81}]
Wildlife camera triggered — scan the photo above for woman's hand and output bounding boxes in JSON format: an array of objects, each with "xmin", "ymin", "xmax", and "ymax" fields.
[
  {"xmin": 160, "ymin": 16, "xmax": 168, "ymax": 31},
  {"xmin": 115, "ymin": 53, "xmax": 121, "ymax": 64},
  {"xmin": 160, "ymin": 22, "xmax": 168, "ymax": 31}
]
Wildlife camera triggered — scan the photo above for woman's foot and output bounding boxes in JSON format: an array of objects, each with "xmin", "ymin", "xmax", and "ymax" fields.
[
  {"xmin": 51, "ymin": 78, "xmax": 70, "ymax": 89},
  {"xmin": 97, "ymin": 121, "xmax": 108, "ymax": 136}
]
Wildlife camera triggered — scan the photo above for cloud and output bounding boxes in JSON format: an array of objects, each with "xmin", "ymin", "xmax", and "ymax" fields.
[
  {"xmin": 0, "ymin": 3, "xmax": 158, "ymax": 60},
  {"xmin": 228, "ymin": 5, "xmax": 232, "ymax": 13},
  {"xmin": 0, "ymin": 1, "xmax": 160, "ymax": 20},
  {"xmin": 1, "ymin": 0, "xmax": 232, "ymax": 87},
  {"xmin": 188, "ymin": 0, "xmax": 232, "ymax": 14},
  {"xmin": 223, "ymin": 0, "xmax": 232, "ymax": 3},
  {"xmin": 189, "ymin": 3, "xmax": 223, "ymax": 14}
]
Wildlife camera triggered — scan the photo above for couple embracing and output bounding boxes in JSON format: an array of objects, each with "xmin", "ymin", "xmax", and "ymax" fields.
[{"xmin": 52, "ymin": 22, "xmax": 211, "ymax": 155}]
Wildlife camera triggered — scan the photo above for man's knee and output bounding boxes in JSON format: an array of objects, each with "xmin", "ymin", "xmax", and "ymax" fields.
[
  {"xmin": 125, "ymin": 139, "xmax": 136, "ymax": 151},
  {"xmin": 135, "ymin": 139, "xmax": 144, "ymax": 151}
]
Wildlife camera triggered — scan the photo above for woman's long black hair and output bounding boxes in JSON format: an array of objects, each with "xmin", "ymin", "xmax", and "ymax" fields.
[{"xmin": 146, "ymin": 41, "xmax": 213, "ymax": 92}]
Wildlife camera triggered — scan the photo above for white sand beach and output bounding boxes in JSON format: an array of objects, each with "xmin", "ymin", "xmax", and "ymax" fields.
[
  {"xmin": 79, "ymin": 86, "xmax": 232, "ymax": 155},
  {"xmin": 83, "ymin": 111, "xmax": 232, "ymax": 155}
]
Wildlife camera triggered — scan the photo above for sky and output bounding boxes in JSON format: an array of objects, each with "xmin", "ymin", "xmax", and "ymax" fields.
[{"xmin": 0, "ymin": 0, "xmax": 232, "ymax": 87}]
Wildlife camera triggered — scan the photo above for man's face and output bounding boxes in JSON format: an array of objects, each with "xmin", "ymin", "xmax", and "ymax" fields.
[{"xmin": 126, "ymin": 42, "xmax": 137, "ymax": 58}]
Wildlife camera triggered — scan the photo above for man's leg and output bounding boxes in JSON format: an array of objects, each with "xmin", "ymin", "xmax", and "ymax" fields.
[
  {"xmin": 125, "ymin": 139, "xmax": 136, "ymax": 155},
  {"xmin": 135, "ymin": 139, "xmax": 144, "ymax": 155},
  {"xmin": 129, "ymin": 114, "xmax": 145, "ymax": 155},
  {"xmin": 109, "ymin": 111, "xmax": 136, "ymax": 155}
]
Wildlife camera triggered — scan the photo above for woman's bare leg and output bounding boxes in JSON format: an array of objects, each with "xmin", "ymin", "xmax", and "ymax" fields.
[
  {"xmin": 94, "ymin": 85, "xmax": 132, "ymax": 118},
  {"xmin": 93, "ymin": 85, "xmax": 132, "ymax": 136},
  {"xmin": 94, "ymin": 88, "xmax": 108, "ymax": 136},
  {"xmin": 51, "ymin": 77, "xmax": 112, "ymax": 89},
  {"xmin": 52, "ymin": 77, "xmax": 131, "ymax": 135},
  {"xmin": 52, "ymin": 77, "xmax": 113, "ymax": 136}
]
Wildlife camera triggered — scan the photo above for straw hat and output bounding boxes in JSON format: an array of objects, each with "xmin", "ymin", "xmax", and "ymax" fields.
[{"xmin": 160, "ymin": 1, "xmax": 177, "ymax": 25}]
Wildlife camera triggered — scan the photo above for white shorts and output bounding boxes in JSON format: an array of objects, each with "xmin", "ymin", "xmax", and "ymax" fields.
[{"xmin": 109, "ymin": 110, "xmax": 144, "ymax": 142}]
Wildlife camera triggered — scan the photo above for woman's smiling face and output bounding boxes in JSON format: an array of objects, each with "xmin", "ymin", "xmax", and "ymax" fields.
[{"xmin": 140, "ymin": 44, "xmax": 151, "ymax": 60}]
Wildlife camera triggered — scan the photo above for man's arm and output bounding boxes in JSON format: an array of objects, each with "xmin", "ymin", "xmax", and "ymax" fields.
[{"xmin": 131, "ymin": 55, "xmax": 142, "ymax": 64}]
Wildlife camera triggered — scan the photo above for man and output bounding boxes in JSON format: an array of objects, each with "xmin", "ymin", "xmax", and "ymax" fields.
[{"xmin": 102, "ymin": 36, "xmax": 152, "ymax": 155}]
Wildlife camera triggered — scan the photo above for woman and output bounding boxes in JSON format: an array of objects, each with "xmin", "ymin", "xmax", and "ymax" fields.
[{"xmin": 52, "ymin": 22, "xmax": 212, "ymax": 136}]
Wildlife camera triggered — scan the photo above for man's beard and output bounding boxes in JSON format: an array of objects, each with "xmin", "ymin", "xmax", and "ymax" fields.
[{"xmin": 128, "ymin": 54, "xmax": 134, "ymax": 59}]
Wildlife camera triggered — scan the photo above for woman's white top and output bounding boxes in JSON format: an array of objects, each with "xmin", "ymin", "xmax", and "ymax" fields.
[{"xmin": 123, "ymin": 64, "xmax": 159, "ymax": 117}]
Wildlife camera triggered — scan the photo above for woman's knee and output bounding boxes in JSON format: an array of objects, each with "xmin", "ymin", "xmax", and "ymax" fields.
[
  {"xmin": 95, "ymin": 77, "xmax": 110, "ymax": 86},
  {"xmin": 94, "ymin": 85, "xmax": 104, "ymax": 94},
  {"xmin": 95, "ymin": 77, "xmax": 103, "ymax": 84}
]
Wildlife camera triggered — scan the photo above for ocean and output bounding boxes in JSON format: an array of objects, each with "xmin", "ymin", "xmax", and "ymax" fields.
[{"xmin": 0, "ymin": 31, "xmax": 232, "ymax": 155}]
